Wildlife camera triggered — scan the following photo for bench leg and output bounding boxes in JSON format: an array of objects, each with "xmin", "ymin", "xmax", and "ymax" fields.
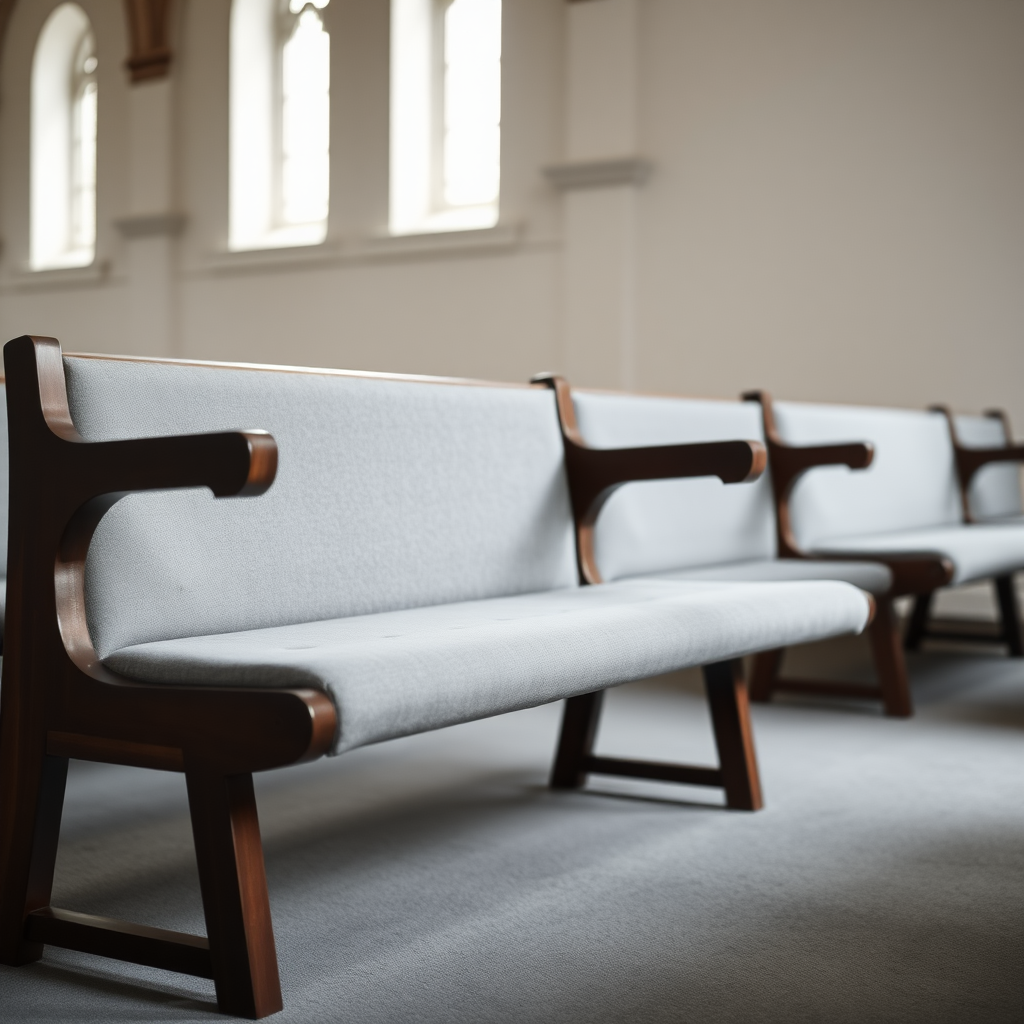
[
  {"xmin": 869, "ymin": 597, "xmax": 913, "ymax": 717},
  {"xmin": 904, "ymin": 591, "xmax": 933, "ymax": 651},
  {"xmin": 748, "ymin": 649, "xmax": 784, "ymax": 703},
  {"xmin": 550, "ymin": 691, "xmax": 604, "ymax": 790},
  {"xmin": 703, "ymin": 660, "xmax": 763, "ymax": 811},
  {"xmin": 0, "ymin": 752, "xmax": 69, "ymax": 966},
  {"xmin": 186, "ymin": 768, "xmax": 282, "ymax": 1019},
  {"xmin": 994, "ymin": 575, "xmax": 1024, "ymax": 656}
]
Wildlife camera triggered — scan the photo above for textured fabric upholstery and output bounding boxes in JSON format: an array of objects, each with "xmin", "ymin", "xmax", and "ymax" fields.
[
  {"xmin": 772, "ymin": 400, "xmax": 1024, "ymax": 583},
  {"xmin": 953, "ymin": 414, "xmax": 1024, "ymax": 522},
  {"xmin": 774, "ymin": 401, "xmax": 961, "ymax": 551},
  {"xmin": 105, "ymin": 577, "xmax": 872, "ymax": 753},
  {"xmin": 66, "ymin": 357, "xmax": 872, "ymax": 756},
  {"xmin": 648, "ymin": 558, "xmax": 893, "ymax": 596},
  {"xmin": 570, "ymin": 390, "xmax": 892, "ymax": 594},
  {"xmin": 812, "ymin": 525, "xmax": 1024, "ymax": 586},
  {"xmin": 572, "ymin": 392, "xmax": 776, "ymax": 579},
  {"xmin": 64, "ymin": 357, "xmax": 579, "ymax": 659}
]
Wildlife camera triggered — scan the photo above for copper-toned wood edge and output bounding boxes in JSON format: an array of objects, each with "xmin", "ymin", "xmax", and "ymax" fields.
[
  {"xmin": 930, "ymin": 404, "xmax": 1024, "ymax": 523},
  {"xmin": 26, "ymin": 907, "xmax": 213, "ymax": 978},
  {"xmin": 4, "ymin": 335, "xmax": 337, "ymax": 774},
  {"xmin": 63, "ymin": 351, "xmax": 534, "ymax": 391},
  {"xmin": 569, "ymin": 384, "xmax": 743, "ymax": 404},
  {"xmin": 47, "ymin": 731, "xmax": 184, "ymax": 771},
  {"xmin": 533, "ymin": 374, "xmax": 766, "ymax": 584}
]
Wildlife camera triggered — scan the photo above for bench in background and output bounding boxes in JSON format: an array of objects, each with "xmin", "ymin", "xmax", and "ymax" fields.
[
  {"xmin": 540, "ymin": 377, "xmax": 904, "ymax": 715},
  {"xmin": 747, "ymin": 392, "xmax": 1024, "ymax": 704},
  {"xmin": 902, "ymin": 406, "xmax": 1024, "ymax": 652}
]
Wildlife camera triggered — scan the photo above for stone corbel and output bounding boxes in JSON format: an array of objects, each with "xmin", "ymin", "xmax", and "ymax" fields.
[{"xmin": 124, "ymin": 0, "xmax": 174, "ymax": 82}]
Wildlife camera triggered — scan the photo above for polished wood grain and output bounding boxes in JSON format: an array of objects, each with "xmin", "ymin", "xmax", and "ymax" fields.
[
  {"xmin": 187, "ymin": 767, "xmax": 282, "ymax": 1018},
  {"xmin": 535, "ymin": 374, "xmax": 766, "ymax": 809},
  {"xmin": 0, "ymin": 335, "xmax": 336, "ymax": 1018},
  {"xmin": 26, "ymin": 907, "xmax": 213, "ymax": 978},
  {"xmin": 549, "ymin": 661, "xmax": 762, "ymax": 811}
]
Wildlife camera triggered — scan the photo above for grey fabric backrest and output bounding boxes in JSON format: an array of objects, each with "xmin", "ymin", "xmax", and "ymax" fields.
[
  {"xmin": 954, "ymin": 413, "xmax": 1023, "ymax": 520},
  {"xmin": 0, "ymin": 383, "xmax": 8, "ymax": 573},
  {"xmin": 572, "ymin": 391, "xmax": 775, "ymax": 581},
  {"xmin": 65, "ymin": 356, "xmax": 578, "ymax": 660},
  {"xmin": 774, "ymin": 401, "xmax": 960, "ymax": 550}
]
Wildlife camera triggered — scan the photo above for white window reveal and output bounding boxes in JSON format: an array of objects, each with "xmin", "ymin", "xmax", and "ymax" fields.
[
  {"xmin": 230, "ymin": 0, "xmax": 330, "ymax": 251},
  {"xmin": 31, "ymin": 3, "xmax": 98, "ymax": 270},
  {"xmin": 390, "ymin": 0, "xmax": 501, "ymax": 235}
]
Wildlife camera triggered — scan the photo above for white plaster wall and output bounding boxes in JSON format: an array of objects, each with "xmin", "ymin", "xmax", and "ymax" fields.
[
  {"xmin": 0, "ymin": 0, "xmax": 1021, "ymax": 422},
  {"xmin": 173, "ymin": 0, "xmax": 563, "ymax": 379},
  {"xmin": 0, "ymin": 0, "xmax": 131, "ymax": 351},
  {"xmin": 634, "ymin": 0, "xmax": 1024, "ymax": 424}
]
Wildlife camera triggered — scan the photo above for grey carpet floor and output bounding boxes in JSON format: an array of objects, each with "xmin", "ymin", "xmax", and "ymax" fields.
[{"xmin": 1, "ymin": 635, "xmax": 1023, "ymax": 1022}]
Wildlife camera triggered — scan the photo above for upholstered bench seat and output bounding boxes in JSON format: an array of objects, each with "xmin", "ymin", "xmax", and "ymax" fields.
[
  {"xmin": 643, "ymin": 558, "xmax": 892, "ymax": 595},
  {"xmin": 810, "ymin": 525, "xmax": 1024, "ymax": 587},
  {"xmin": 555, "ymin": 386, "xmax": 904, "ymax": 713},
  {"xmin": 0, "ymin": 339, "xmax": 874, "ymax": 1018},
  {"xmin": 106, "ymin": 577, "xmax": 871, "ymax": 754}
]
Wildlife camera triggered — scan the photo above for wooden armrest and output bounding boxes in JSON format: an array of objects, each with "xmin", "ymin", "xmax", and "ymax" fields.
[
  {"xmin": 930, "ymin": 404, "xmax": 1024, "ymax": 521},
  {"xmin": 533, "ymin": 374, "xmax": 766, "ymax": 583},
  {"xmin": 742, "ymin": 390, "xmax": 874, "ymax": 559},
  {"xmin": 0, "ymin": 335, "xmax": 330, "ymax": 777}
]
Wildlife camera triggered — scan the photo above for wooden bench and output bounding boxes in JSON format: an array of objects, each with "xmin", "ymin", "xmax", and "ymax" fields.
[
  {"xmin": 547, "ymin": 379, "xmax": 907, "ymax": 715},
  {"xmin": 903, "ymin": 406, "xmax": 1024, "ymax": 652},
  {"xmin": 747, "ymin": 393, "xmax": 1024, "ymax": 684},
  {"xmin": 0, "ymin": 337, "xmax": 872, "ymax": 1018}
]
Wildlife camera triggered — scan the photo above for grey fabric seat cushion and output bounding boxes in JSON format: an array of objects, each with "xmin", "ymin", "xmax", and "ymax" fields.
[
  {"xmin": 644, "ymin": 558, "xmax": 893, "ymax": 596},
  {"xmin": 809, "ymin": 525, "xmax": 1024, "ymax": 586},
  {"xmin": 105, "ymin": 578, "xmax": 872, "ymax": 754}
]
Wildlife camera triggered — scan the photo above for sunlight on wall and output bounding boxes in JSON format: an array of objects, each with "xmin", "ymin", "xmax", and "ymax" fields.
[
  {"xmin": 390, "ymin": 0, "xmax": 500, "ymax": 235},
  {"xmin": 31, "ymin": 2, "xmax": 97, "ymax": 270},
  {"xmin": 230, "ymin": 0, "xmax": 330, "ymax": 251}
]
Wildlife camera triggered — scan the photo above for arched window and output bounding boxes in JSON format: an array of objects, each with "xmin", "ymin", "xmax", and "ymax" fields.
[
  {"xmin": 230, "ymin": 0, "xmax": 330, "ymax": 251},
  {"xmin": 391, "ymin": 0, "xmax": 500, "ymax": 234},
  {"xmin": 31, "ymin": 3, "xmax": 97, "ymax": 270}
]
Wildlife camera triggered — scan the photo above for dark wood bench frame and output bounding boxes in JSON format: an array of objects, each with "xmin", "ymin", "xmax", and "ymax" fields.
[
  {"xmin": 0, "ymin": 339, "xmax": 769, "ymax": 1018},
  {"xmin": 534, "ymin": 374, "xmax": 768, "ymax": 812},
  {"xmin": 903, "ymin": 407, "xmax": 1024, "ymax": 656},
  {"xmin": 742, "ymin": 391, "xmax": 953, "ymax": 717}
]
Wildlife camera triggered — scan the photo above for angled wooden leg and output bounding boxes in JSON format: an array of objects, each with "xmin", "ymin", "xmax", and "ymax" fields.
[
  {"xmin": 748, "ymin": 649, "xmax": 784, "ymax": 703},
  {"xmin": 185, "ymin": 767, "xmax": 282, "ymax": 1020},
  {"xmin": 550, "ymin": 691, "xmax": 604, "ymax": 790},
  {"xmin": 994, "ymin": 575, "xmax": 1024, "ymax": 656},
  {"xmin": 904, "ymin": 591, "xmax": 933, "ymax": 651},
  {"xmin": 703, "ymin": 660, "xmax": 762, "ymax": 811},
  {"xmin": 869, "ymin": 597, "xmax": 913, "ymax": 717},
  {"xmin": 0, "ymin": 752, "xmax": 69, "ymax": 965}
]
